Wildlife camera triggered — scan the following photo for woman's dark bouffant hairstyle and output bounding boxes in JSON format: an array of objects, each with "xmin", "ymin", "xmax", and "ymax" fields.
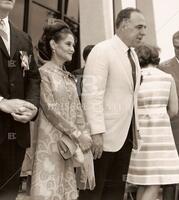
[
  {"xmin": 38, "ymin": 19, "xmax": 73, "ymax": 60},
  {"xmin": 135, "ymin": 44, "xmax": 160, "ymax": 68}
]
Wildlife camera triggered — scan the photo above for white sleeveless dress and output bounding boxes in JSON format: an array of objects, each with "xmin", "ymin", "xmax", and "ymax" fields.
[{"xmin": 127, "ymin": 66, "xmax": 179, "ymax": 185}]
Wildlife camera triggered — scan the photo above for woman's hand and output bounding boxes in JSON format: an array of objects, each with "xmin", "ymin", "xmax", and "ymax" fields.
[{"xmin": 77, "ymin": 133, "xmax": 92, "ymax": 152}]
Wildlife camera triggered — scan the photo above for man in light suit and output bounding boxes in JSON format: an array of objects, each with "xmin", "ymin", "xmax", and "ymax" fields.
[
  {"xmin": 159, "ymin": 31, "xmax": 179, "ymax": 200},
  {"xmin": 0, "ymin": 1, "xmax": 40, "ymax": 200},
  {"xmin": 79, "ymin": 7, "xmax": 146, "ymax": 200}
]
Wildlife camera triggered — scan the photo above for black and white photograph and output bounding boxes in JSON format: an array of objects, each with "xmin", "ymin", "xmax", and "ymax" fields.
[{"xmin": 0, "ymin": 0, "xmax": 179, "ymax": 200}]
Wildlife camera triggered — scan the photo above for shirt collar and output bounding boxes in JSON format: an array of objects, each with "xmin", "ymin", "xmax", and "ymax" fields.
[
  {"xmin": 3, "ymin": 17, "xmax": 9, "ymax": 27},
  {"xmin": 1, "ymin": 16, "xmax": 9, "ymax": 27},
  {"xmin": 114, "ymin": 34, "xmax": 129, "ymax": 53}
]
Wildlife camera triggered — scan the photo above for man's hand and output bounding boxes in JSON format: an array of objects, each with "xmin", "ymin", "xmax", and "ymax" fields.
[
  {"xmin": 0, "ymin": 99, "xmax": 37, "ymax": 123},
  {"xmin": 92, "ymin": 133, "xmax": 103, "ymax": 159},
  {"xmin": 0, "ymin": 99, "xmax": 36, "ymax": 113},
  {"xmin": 11, "ymin": 106, "xmax": 37, "ymax": 123}
]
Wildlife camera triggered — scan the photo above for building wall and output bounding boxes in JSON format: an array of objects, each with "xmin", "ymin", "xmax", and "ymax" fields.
[
  {"xmin": 136, "ymin": 0, "xmax": 157, "ymax": 46},
  {"xmin": 121, "ymin": 0, "xmax": 136, "ymax": 8},
  {"xmin": 67, "ymin": 0, "xmax": 79, "ymax": 21},
  {"xmin": 10, "ymin": 0, "xmax": 179, "ymax": 64},
  {"xmin": 9, "ymin": 0, "xmax": 24, "ymax": 30},
  {"xmin": 153, "ymin": 0, "xmax": 179, "ymax": 61},
  {"xmin": 79, "ymin": 0, "xmax": 113, "ymax": 66}
]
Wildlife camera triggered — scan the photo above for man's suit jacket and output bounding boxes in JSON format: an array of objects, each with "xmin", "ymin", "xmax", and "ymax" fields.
[
  {"xmin": 82, "ymin": 35, "xmax": 141, "ymax": 152},
  {"xmin": 159, "ymin": 57, "xmax": 179, "ymax": 153},
  {"xmin": 0, "ymin": 22, "xmax": 40, "ymax": 148}
]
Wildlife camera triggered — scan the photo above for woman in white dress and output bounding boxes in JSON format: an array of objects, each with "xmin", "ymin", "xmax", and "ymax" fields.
[
  {"xmin": 31, "ymin": 19, "xmax": 94, "ymax": 200},
  {"xmin": 127, "ymin": 44, "xmax": 179, "ymax": 200}
]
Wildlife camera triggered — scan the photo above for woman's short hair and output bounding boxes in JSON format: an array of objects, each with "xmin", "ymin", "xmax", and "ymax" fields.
[
  {"xmin": 38, "ymin": 19, "xmax": 73, "ymax": 60},
  {"xmin": 135, "ymin": 44, "xmax": 160, "ymax": 68}
]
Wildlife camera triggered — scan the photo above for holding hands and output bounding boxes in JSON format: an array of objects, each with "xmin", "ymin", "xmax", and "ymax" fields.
[
  {"xmin": 77, "ymin": 133, "xmax": 92, "ymax": 152},
  {"xmin": 77, "ymin": 132, "xmax": 104, "ymax": 159}
]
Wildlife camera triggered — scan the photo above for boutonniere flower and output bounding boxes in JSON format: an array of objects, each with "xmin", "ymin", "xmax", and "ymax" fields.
[{"xmin": 19, "ymin": 51, "xmax": 31, "ymax": 77}]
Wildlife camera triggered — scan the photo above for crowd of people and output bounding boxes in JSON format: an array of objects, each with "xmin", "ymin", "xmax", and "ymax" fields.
[{"xmin": 0, "ymin": 1, "xmax": 179, "ymax": 200}]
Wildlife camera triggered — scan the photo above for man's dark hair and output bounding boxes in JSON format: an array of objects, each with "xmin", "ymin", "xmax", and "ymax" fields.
[
  {"xmin": 115, "ymin": 7, "xmax": 142, "ymax": 29},
  {"xmin": 83, "ymin": 45, "xmax": 95, "ymax": 62},
  {"xmin": 173, "ymin": 30, "xmax": 179, "ymax": 47},
  {"xmin": 173, "ymin": 31, "xmax": 179, "ymax": 41}
]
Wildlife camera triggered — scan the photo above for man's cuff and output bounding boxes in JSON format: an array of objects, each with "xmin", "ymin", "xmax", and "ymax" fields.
[
  {"xmin": 73, "ymin": 130, "xmax": 82, "ymax": 139},
  {"xmin": 0, "ymin": 96, "xmax": 4, "ymax": 102}
]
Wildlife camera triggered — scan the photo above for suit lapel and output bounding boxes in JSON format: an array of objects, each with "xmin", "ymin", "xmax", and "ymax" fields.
[
  {"xmin": 111, "ymin": 36, "xmax": 134, "ymax": 91},
  {"xmin": 171, "ymin": 58, "xmax": 179, "ymax": 73},
  {"xmin": 10, "ymin": 23, "xmax": 19, "ymax": 59}
]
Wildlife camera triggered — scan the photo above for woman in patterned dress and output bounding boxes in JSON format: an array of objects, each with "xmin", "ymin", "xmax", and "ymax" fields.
[
  {"xmin": 127, "ymin": 44, "xmax": 179, "ymax": 200},
  {"xmin": 30, "ymin": 20, "xmax": 94, "ymax": 200}
]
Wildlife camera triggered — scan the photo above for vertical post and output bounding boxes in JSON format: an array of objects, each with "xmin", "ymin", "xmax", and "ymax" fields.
[
  {"xmin": 79, "ymin": 0, "xmax": 113, "ymax": 66},
  {"xmin": 113, "ymin": 0, "xmax": 122, "ymax": 20},
  {"xmin": 136, "ymin": 0, "xmax": 157, "ymax": 45},
  {"xmin": 23, "ymin": 0, "xmax": 30, "ymax": 32},
  {"xmin": 61, "ymin": 0, "xmax": 65, "ymax": 20},
  {"xmin": 58, "ymin": 0, "xmax": 66, "ymax": 19},
  {"xmin": 57, "ymin": 0, "xmax": 65, "ymax": 20}
]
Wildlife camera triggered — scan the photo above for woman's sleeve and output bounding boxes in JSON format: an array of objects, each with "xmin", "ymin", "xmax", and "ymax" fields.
[
  {"xmin": 40, "ymin": 70, "xmax": 81, "ymax": 139},
  {"xmin": 75, "ymin": 96, "xmax": 90, "ymax": 134},
  {"xmin": 168, "ymin": 76, "xmax": 178, "ymax": 118}
]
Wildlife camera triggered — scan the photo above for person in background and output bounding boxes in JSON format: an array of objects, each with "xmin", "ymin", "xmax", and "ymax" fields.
[
  {"xmin": 31, "ymin": 19, "xmax": 94, "ymax": 200},
  {"xmin": 159, "ymin": 30, "xmax": 179, "ymax": 200},
  {"xmin": 79, "ymin": 7, "xmax": 146, "ymax": 200},
  {"xmin": 0, "ymin": 0, "xmax": 40, "ymax": 200},
  {"xmin": 72, "ymin": 45, "xmax": 95, "ymax": 101},
  {"xmin": 127, "ymin": 44, "xmax": 179, "ymax": 200}
]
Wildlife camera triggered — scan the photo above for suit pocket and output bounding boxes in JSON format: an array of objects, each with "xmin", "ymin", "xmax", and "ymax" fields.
[{"xmin": 104, "ymin": 117, "xmax": 121, "ymax": 135}]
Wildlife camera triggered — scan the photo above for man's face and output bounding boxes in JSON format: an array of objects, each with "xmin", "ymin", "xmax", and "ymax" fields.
[
  {"xmin": 173, "ymin": 38, "xmax": 179, "ymax": 59},
  {"xmin": 0, "ymin": 0, "xmax": 15, "ymax": 13},
  {"xmin": 123, "ymin": 12, "xmax": 147, "ymax": 48}
]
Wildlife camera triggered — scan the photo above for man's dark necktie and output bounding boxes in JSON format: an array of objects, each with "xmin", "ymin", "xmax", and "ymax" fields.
[
  {"xmin": 127, "ymin": 48, "xmax": 138, "ymax": 149},
  {"xmin": 127, "ymin": 48, "xmax": 136, "ymax": 88}
]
